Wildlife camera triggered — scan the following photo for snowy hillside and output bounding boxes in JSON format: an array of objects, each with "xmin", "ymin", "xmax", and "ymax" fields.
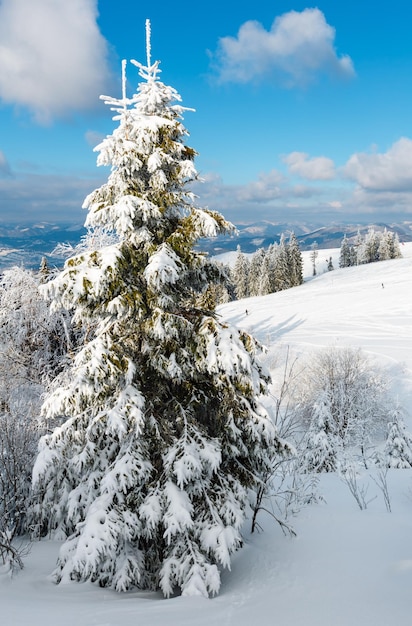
[
  {"xmin": 220, "ymin": 244, "xmax": 412, "ymax": 386},
  {"xmin": 2, "ymin": 246, "xmax": 412, "ymax": 626}
]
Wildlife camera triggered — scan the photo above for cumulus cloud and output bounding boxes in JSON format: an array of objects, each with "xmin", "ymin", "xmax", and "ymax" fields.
[
  {"xmin": 236, "ymin": 170, "xmax": 285, "ymax": 202},
  {"xmin": 283, "ymin": 151, "xmax": 336, "ymax": 180},
  {"xmin": 344, "ymin": 138, "xmax": 412, "ymax": 192},
  {"xmin": 211, "ymin": 8, "xmax": 355, "ymax": 86},
  {"xmin": 0, "ymin": 0, "xmax": 113, "ymax": 123},
  {"xmin": 191, "ymin": 168, "xmax": 342, "ymax": 223}
]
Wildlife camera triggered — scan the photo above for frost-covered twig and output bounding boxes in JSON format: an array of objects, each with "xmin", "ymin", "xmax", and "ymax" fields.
[
  {"xmin": 251, "ymin": 456, "xmax": 322, "ymax": 537},
  {"xmin": 370, "ymin": 469, "xmax": 392, "ymax": 513},
  {"xmin": 0, "ymin": 531, "xmax": 30, "ymax": 573},
  {"xmin": 340, "ymin": 467, "xmax": 376, "ymax": 510}
]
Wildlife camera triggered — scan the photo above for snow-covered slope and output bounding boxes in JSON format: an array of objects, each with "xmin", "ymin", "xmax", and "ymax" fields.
[
  {"xmin": 1, "ymin": 246, "xmax": 412, "ymax": 626},
  {"xmin": 220, "ymin": 245, "xmax": 412, "ymax": 386}
]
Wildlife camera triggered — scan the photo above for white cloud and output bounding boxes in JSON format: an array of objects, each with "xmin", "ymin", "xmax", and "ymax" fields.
[
  {"xmin": 344, "ymin": 138, "xmax": 412, "ymax": 192},
  {"xmin": 212, "ymin": 8, "xmax": 355, "ymax": 86},
  {"xmin": 283, "ymin": 152, "xmax": 336, "ymax": 180},
  {"xmin": 236, "ymin": 170, "xmax": 285, "ymax": 202},
  {"xmin": 0, "ymin": 0, "xmax": 113, "ymax": 123}
]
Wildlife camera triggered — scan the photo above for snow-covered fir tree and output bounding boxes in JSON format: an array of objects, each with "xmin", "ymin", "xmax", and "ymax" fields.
[
  {"xmin": 231, "ymin": 245, "xmax": 250, "ymax": 299},
  {"xmin": 300, "ymin": 394, "xmax": 339, "ymax": 473},
  {"xmin": 287, "ymin": 232, "xmax": 303, "ymax": 287},
  {"xmin": 32, "ymin": 24, "xmax": 287, "ymax": 598},
  {"xmin": 259, "ymin": 251, "xmax": 273, "ymax": 296},
  {"xmin": 339, "ymin": 228, "xmax": 402, "ymax": 268},
  {"xmin": 248, "ymin": 248, "xmax": 266, "ymax": 296},
  {"xmin": 361, "ymin": 227, "xmax": 380, "ymax": 263},
  {"xmin": 273, "ymin": 234, "xmax": 290, "ymax": 292},
  {"xmin": 339, "ymin": 235, "xmax": 353, "ymax": 268},
  {"xmin": 377, "ymin": 229, "xmax": 391, "ymax": 261},
  {"xmin": 382, "ymin": 228, "xmax": 402, "ymax": 260},
  {"xmin": 382, "ymin": 408, "xmax": 412, "ymax": 468},
  {"xmin": 230, "ymin": 233, "xmax": 303, "ymax": 300}
]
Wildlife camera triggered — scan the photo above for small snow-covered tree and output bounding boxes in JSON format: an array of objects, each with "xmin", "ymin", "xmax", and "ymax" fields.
[
  {"xmin": 364, "ymin": 228, "xmax": 380, "ymax": 263},
  {"xmin": 382, "ymin": 408, "xmax": 412, "ymax": 468},
  {"xmin": 273, "ymin": 234, "xmax": 290, "ymax": 292},
  {"xmin": 295, "ymin": 347, "xmax": 392, "ymax": 465},
  {"xmin": 248, "ymin": 248, "xmax": 266, "ymax": 296},
  {"xmin": 32, "ymin": 25, "xmax": 286, "ymax": 598},
  {"xmin": 310, "ymin": 242, "xmax": 318, "ymax": 276},
  {"xmin": 231, "ymin": 245, "xmax": 250, "ymax": 299},
  {"xmin": 339, "ymin": 235, "xmax": 352, "ymax": 268},
  {"xmin": 382, "ymin": 229, "xmax": 402, "ymax": 260},
  {"xmin": 287, "ymin": 232, "xmax": 303, "ymax": 287},
  {"xmin": 300, "ymin": 395, "xmax": 339, "ymax": 473},
  {"xmin": 259, "ymin": 251, "xmax": 273, "ymax": 295},
  {"xmin": 377, "ymin": 229, "xmax": 391, "ymax": 261}
]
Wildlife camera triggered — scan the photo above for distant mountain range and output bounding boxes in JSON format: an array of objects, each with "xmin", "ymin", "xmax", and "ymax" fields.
[
  {"xmin": 198, "ymin": 220, "xmax": 412, "ymax": 255},
  {"xmin": 1, "ymin": 220, "xmax": 412, "ymax": 271},
  {"xmin": 0, "ymin": 222, "xmax": 86, "ymax": 271}
]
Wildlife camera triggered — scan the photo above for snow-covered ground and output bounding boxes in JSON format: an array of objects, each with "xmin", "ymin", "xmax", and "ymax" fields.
[{"xmin": 2, "ymin": 245, "xmax": 412, "ymax": 626}]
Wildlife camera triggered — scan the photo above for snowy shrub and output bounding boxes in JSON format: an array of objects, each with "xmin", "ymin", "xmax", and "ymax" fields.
[
  {"xmin": 294, "ymin": 346, "xmax": 393, "ymax": 468},
  {"xmin": 300, "ymin": 395, "xmax": 341, "ymax": 473},
  {"xmin": 379, "ymin": 407, "xmax": 412, "ymax": 468},
  {"xmin": 0, "ymin": 411, "xmax": 39, "ymax": 571},
  {"xmin": 339, "ymin": 464, "xmax": 376, "ymax": 510},
  {"xmin": 0, "ymin": 266, "xmax": 74, "ymax": 567},
  {"xmin": 250, "ymin": 454, "xmax": 322, "ymax": 537},
  {"xmin": 251, "ymin": 348, "xmax": 322, "ymax": 533}
]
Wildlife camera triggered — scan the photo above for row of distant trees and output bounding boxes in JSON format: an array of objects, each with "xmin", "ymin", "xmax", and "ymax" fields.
[
  {"xmin": 229, "ymin": 232, "xmax": 303, "ymax": 300},
  {"xmin": 224, "ymin": 226, "xmax": 402, "ymax": 304},
  {"xmin": 339, "ymin": 227, "xmax": 402, "ymax": 268}
]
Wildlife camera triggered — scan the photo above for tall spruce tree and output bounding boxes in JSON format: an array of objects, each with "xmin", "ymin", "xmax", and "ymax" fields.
[
  {"xmin": 248, "ymin": 248, "xmax": 266, "ymax": 296},
  {"xmin": 339, "ymin": 235, "xmax": 352, "ymax": 268},
  {"xmin": 32, "ymin": 23, "xmax": 286, "ymax": 598},
  {"xmin": 231, "ymin": 245, "xmax": 250, "ymax": 299},
  {"xmin": 287, "ymin": 232, "xmax": 303, "ymax": 287},
  {"xmin": 273, "ymin": 233, "xmax": 290, "ymax": 292}
]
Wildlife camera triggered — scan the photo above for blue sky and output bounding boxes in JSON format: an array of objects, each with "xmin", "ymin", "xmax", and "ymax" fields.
[{"xmin": 1, "ymin": 0, "xmax": 412, "ymax": 226}]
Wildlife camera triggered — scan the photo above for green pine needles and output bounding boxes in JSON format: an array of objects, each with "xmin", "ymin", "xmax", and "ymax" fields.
[{"xmin": 32, "ymin": 21, "xmax": 287, "ymax": 597}]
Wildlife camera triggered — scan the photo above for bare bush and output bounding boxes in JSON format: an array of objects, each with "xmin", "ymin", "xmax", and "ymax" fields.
[
  {"xmin": 0, "ymin": 266, "xmax": 75, "ymax": 568},
  {"xmin": 294, "ymin": 346, "xmax": 393, "ymax": 468},
  {"xmin": 0, "ymin": 410, "xmax": 39, "ymax": 570},
  {"xmin": 251, "ymin": 456, "xmax": 323, "ymax": 537},
  {"xmin": 339, "ymin": 465, "xmax": 376, "ymax": 510},
  {"xmin": 370, "ymin": 469, "xmax": 392, "ymax": 513}
]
